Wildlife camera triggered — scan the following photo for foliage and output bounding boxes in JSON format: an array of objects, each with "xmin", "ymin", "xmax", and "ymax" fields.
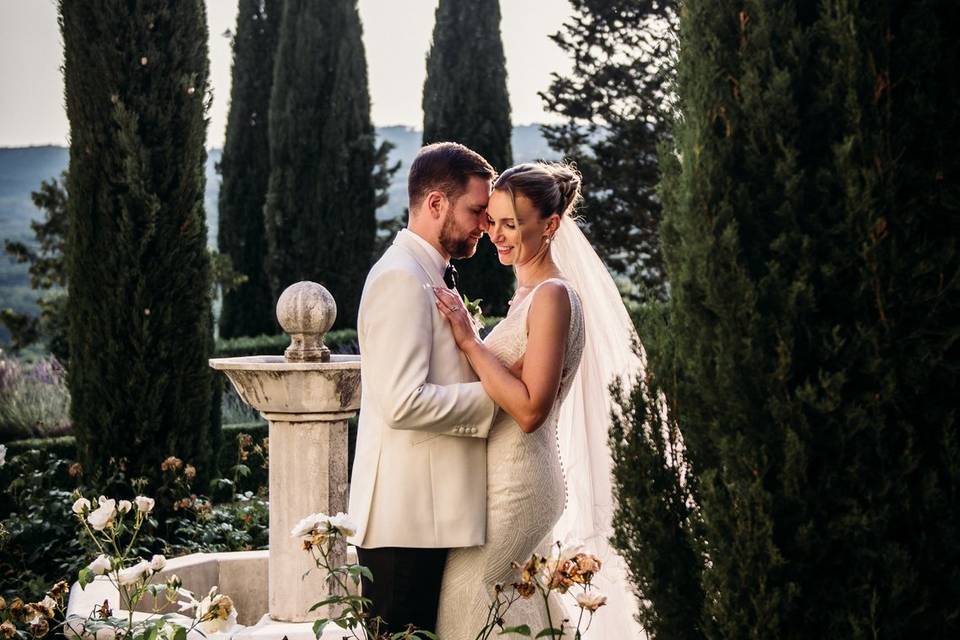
[
  {"xmin": 264, "ymin": 0, "xmax": 398, "ymax": 331},
  {"xmin": 0, "ymin": 444, "xmax": 270, "ymax": 604},
  {"xmin": 0, "ymin": 450, "xmax": 88, "ymax": 602},
  {"xmin": 1, "ymin": 174, "xmax": 70, "ymax": 359},
  {"xmin": 608, "ymin": 303, "xmax": 705, "ymax": 639},
  {"xmin": 541, "ymin": 0, "xmax": 678, "ymax": 301},
  {"xmin": 421, "ymin": 0, "xmax": 514, "ymax": 317},
  {"xmin": 0, "ymin": 353, "xmax": 70, "ymax": 442},
  {"xmin": 60, "ymin": 0, "xmax": 216, "ymax": 487},
  {"xmin": 616, "ymin": 0, "xmax": 960, "ymax": 637},
  {"xmin": 214, "ymin": 328, "xmax": 359, "ymax": 358},
  {"xmin": 217, "ymin": 0, "xmax": 283, "ymax": 340}
]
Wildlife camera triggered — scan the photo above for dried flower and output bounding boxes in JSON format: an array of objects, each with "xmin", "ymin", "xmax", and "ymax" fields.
[
  {"xmin": 49, "ymin": 581, "xmax": 70, "ymax": 601},
  {"xmin": 68, "ymin": 462, "xmax": 83, "ymax": 478},
  {"xmin": 512, "ymin": 581, "xmax": 536, "ymax": 599},
  {"xmin": 29, "ymin": 615, "xmax": 49, "ymax": 638},
  {"xmin": 0, "ymin": 621, "xmax": 14, "ymax": 640},
  {"xmin": 184, "ymin": 464, "xmax": 196, "ymax": 480},
  {"xmin": 96, "ymin": 599, "xmax": 112, "ymax": 619},
  {"xmin": 160, "ymin": 456, "xmax": 183, "ymax": 472}
]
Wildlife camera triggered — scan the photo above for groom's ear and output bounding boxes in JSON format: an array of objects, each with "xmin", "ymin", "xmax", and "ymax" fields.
[{"xmin": 425, "ymin": 190, "xmax": 447, "ymax": 220}]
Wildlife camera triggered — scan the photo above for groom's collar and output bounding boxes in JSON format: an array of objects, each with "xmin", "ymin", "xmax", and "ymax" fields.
[{"xmin": 396, "ymin": 228, "xmax": 449, "ymax": 280}]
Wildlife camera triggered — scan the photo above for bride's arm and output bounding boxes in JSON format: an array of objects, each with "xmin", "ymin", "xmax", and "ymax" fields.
[{"xmin": 434, "ymin": 283, "xmax": 570, "ymax": 433}]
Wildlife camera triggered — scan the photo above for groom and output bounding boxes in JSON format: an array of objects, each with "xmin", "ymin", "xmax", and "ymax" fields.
[{"xmin": 347, "ymin": 142, "xmax": 499, "ymax": 634}]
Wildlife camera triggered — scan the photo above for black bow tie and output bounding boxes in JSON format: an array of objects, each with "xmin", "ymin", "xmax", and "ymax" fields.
[{"xmin": 443, "ymin": 263, "xmax": 458, "ymax": 290}]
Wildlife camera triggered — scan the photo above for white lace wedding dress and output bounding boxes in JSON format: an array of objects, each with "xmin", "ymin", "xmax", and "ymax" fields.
[{"xmin": 435, "ymin": 278, "xmax": 586, "ymax": 640}]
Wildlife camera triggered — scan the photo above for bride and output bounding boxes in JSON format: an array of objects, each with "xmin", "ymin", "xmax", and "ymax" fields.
[{"xmin": 432, "ymin": 162, "xmax": 645, "ymax": 639}]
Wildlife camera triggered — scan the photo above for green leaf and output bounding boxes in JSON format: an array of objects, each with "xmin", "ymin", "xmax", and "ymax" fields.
[
  {"xmin": 307, "ymin": 595, "xmax": 343, "ymax": 612},
  {"xmin": 415, "ymin": 631, "xmax": 440, "ymax": 639},
  {"xmin": 534, "ymin": 629, "xmax": 563, "ymax": 638},
  {"xmin": 346, "ymin": 563, "xmax": 374, "ymax": 583},
  {"xmin": 79, "ymin": 567, "xmax": 93, "ymax": 589},
  {"xmin": 173, "ymin": 626, "xmax": 187, "ymax": 640},
  {"xmin": 312, "ymin": 619, "xmax": 329, "ymax": 637},
  {"xmin": 499, "ymin": 625, "xmax": 532, "ymax": 636}
]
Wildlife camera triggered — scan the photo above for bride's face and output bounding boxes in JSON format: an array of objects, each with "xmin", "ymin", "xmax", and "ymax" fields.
[{"xmin": 486, "ymin": 190, "xmax": 551, "ymax": 266}]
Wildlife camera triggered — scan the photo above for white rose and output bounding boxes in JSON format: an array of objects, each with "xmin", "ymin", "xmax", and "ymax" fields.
[
  {"xmin": 575, "ymin": 590, "xmax": 607, "ymax": 612},
  {"xmin": 72, "ymin": 497, "xmax": 92, "ymax": 514},
  {"xmin": 149, "ymin": 554, "xmax": 166, "ymax": 572},
  {"xmin": 328, "ymin": 512, "xmax": 357, "ymax": 537},
  {"xmin": 94, "ymin": 627, "xmax": 119, "ymax": 640},
  {"xmin": 117, "ymin": 500, "xmax": 132, "ymax": 514},
  {"xmin": 87, "ymin": 554, "xmax": 112, "ymax": 575},
  {"xmin": 87, "ymin": 499, "xmax": 117, "ymax": 531},
  {"xmin": 176, "ymin": 587, "xmax": 199, "ymax": 613},
  {"xmin": 290, "ymin": 512, "xmax": 329, "ymax": 537},
  {"xmin": 117, "ymin": 560, "xmax": 151, "ymax": 586},
  {"xmin": 134, "ymin": 496, "xmax": 155, "ymax": 514}
]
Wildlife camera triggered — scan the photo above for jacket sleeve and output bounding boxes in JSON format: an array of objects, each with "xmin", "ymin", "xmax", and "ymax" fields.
[{"xmin": 359, "ymin": 268, "xmax": 497, "ymax": 438}]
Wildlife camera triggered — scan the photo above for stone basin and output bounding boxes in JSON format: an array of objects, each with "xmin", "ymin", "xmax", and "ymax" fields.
[{"xmin": 209, "ymin": 355, "xmax": 360, "ymax": 420}]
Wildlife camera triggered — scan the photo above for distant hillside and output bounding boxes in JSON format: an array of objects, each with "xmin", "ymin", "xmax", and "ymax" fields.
[{"xmin": 0, "ymin": 125, "xmax": 558, "ymax": 342}]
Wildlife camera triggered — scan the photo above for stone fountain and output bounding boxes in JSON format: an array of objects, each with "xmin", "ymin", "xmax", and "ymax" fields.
[{"xmin": 66, "ymin": 282, "xmax": 360, "ymax": 639}]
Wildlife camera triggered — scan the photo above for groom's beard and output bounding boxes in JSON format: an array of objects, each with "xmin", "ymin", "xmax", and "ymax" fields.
[{"xmin": 439, "ymin": 213, "xmax": 479, "ymax": 259}]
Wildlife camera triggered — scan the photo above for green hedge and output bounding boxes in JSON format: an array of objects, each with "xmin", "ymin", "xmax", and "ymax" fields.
[{"xmin": 214, "ymin": 329, "xmax": 358, "ymax": 358}]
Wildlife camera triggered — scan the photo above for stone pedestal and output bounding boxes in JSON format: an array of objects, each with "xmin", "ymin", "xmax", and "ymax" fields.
[
  {"xmin": 267, "ymin": 418, "xmax": 348, "ymax": 621},
  {"xmin": 208, "ymin": 280, "xmax": 361, "ymax": 623},
  {"xmin": 210, "ymin": 357, "xmax": 361, "ymax": 622}
]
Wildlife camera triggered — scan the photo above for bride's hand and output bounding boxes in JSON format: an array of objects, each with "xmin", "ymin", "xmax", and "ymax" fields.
[{"xmin": 433, "ymin": 287, "xmax": 478, "ymax": 349}]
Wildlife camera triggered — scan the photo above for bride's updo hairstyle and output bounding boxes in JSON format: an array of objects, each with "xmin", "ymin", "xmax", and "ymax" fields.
[{"xmin": 493, "ymin": 161, "xmax": 583, "ymax": 220}]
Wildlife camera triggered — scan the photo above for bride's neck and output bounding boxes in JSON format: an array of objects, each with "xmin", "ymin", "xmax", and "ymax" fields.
[{"xmin": 514, "ymin": 253, "xmax": 561, "ymax": 289}]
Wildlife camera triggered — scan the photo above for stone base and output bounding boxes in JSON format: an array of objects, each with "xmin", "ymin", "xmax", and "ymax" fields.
[{"xmin": 66, "ymin": 549, "xmax": 358, "ymax": 639}]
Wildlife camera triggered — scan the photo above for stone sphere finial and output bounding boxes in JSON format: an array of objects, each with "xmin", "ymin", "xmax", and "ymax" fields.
[{"xmin": 276, "ymin": 281, "xmax": 337, "ymax": 362}]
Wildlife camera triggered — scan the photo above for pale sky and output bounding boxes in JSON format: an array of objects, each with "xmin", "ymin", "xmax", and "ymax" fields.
[{"xmin": 0, "ymin": 0, "xmax": 572, "ymax": 148}]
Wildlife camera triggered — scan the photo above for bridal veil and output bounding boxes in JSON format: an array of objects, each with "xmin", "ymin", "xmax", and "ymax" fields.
[{"xmin": 551, "ymin": 215, "xmax": 647, "ymax": 639}]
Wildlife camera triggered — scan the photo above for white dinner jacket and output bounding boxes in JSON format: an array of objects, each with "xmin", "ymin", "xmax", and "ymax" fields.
[{"xmin": 347, "ymin": 229, "xmax": 497, "ymax": 549}]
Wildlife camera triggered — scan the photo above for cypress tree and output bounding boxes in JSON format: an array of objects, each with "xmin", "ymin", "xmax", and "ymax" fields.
[
  {"xmin": 616, "ymin": 1, "xmax": 960, "ymax": 637},
  {"xmin": 60, "ymin": 0, "xmax": 215, "ymax": 484},
  {"xmin": 264, "ymin": 0, "xmax": 388, "ymax": 329},
  {"xmin": 541, "ymin": 0, "xmax": 677, "ymax": 300},
  {"xmin": 217, "ymin": 0, "xmax": 283, "ymax": 339},
  {"xmin": 422, "ymin": 0, "xmax": 513, "ymax": 316}
]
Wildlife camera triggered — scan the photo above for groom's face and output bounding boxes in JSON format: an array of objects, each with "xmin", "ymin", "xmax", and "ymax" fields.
[{"xmin": 439, "ymin": 176, "xmax": 492, "ymax": 259}]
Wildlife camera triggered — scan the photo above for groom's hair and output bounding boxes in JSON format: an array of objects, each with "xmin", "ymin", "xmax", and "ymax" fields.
[{"xmin": 408, "ymin": 142, "xmax": 496, "ymax": 209}]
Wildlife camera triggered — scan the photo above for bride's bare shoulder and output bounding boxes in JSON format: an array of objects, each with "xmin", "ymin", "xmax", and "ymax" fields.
[{"xmin": 526, "ymin": 280, "xmax": 572, "ymax": 328}]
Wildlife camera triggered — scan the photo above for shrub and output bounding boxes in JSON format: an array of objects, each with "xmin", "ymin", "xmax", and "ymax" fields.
[{"xmin": 0, "ymin": 354, "xmax": 70, "ymax": 442}]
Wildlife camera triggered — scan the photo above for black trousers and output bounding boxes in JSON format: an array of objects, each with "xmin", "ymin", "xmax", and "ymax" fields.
[{"xmin": 356, "ymin": 546, "xmax": 449, "ymax": 635}]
